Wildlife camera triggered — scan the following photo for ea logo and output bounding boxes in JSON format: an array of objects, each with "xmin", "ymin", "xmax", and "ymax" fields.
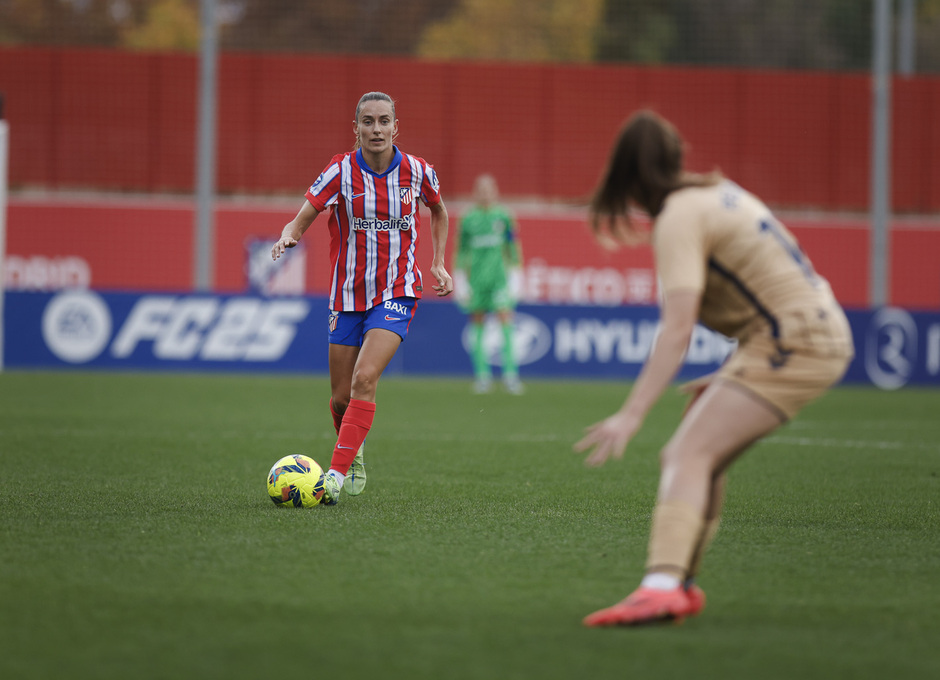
[
  {"xmin": 461, "ymin": 312, "xmax": 551, "ymax": 367},
  {"xmin": 42, "ymin": 290, "xmax": 112, "ymax": 363},
  {"xmin": 865, "ymin": 307, "xmax": 916, "ymax": 390}
]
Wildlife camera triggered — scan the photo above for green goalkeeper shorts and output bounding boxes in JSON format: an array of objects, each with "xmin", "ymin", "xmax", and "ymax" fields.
[{"xmin": 465, "ymin": 281, "xmax": 515, "ymax": 313}]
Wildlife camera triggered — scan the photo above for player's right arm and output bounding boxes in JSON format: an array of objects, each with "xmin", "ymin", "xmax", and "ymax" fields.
[
  {"xmin": 454, "ymin": 213, "xmax": 471, "ymax": 273},
  {"xmin": 574, "ymin": 289, "xmax": 700, "ymax": 467},
  {"xmin": 452, "ymin": 214, "xmax": 472, "ymax": 303},
  {"xmin": 272, "ymin": 200, "xmax": 320, "ymax": 261}
]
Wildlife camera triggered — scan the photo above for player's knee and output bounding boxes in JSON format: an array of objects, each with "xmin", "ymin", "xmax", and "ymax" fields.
[
  {"xmin": 659, "ymin": 441, "xmax": 718, "ymax": 476},
  {"xmin": 331, "ymin": 394, "xmax": 351, "ymax": 414},
  {"xmin": 659, "ymin": 442, "xmax": 680, "ymax": 472},
  {"xmin": 350, "ymin": 367, "xmax": 380, "ymax": 398}
]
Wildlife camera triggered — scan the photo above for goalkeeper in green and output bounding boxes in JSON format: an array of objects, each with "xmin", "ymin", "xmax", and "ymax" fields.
[{"xmin": 454, "ymin": 174, "xmax": 524, "ymax": 394}]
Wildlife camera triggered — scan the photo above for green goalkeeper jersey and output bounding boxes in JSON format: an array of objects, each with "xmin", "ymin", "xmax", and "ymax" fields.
[{"xmin": 456, "ymin": 205, "xmax": 520, "ymax": 288}]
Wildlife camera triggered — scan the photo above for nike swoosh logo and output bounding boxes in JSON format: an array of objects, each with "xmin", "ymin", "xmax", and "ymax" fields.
[
  {"xmin": 385, "ymin": 315, "xmax": 400, "ymax": 321},
  {"xmin": 351, "ymin": 192, "xmax": 366, "ymax": 199},
  {"xmin": 337, "ymin": 445, "xmax": 354, "ymax": 450}
]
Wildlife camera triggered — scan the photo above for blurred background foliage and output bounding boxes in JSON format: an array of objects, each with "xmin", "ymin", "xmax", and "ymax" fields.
[{"xmin": 1, "ymin": 0, "xmax": 940, "ymax": 72}]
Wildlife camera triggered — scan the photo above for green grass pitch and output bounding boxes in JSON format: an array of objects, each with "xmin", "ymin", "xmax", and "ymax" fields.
[{"xmin": 1, "ymin": 371, "xmax": 938, "ymax": 680}]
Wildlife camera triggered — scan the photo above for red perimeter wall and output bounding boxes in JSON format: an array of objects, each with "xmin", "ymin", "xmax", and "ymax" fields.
[
  {"xmin": 2, "ymin": 47, "xmax": 939, "ymax": 211},
  {"xmin": 6, "ymin": 199, "xmax": 940, "ymax": 310}
]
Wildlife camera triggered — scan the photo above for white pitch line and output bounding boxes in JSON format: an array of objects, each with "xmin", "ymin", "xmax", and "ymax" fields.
[
  {"xmin": 787, "ymin": 420, "xmax": 940, "ymax": 432},
  {"xmin": 4, "ymin": 426, "xmax": 938, "ymax": 453},
  {"xmin": 763, "ymin": 435, "xmax": 940, "ymax": 452}
]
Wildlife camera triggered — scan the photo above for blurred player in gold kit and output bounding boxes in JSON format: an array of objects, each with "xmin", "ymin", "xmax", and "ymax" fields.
[{"xmin": 575, "ymin": 110, "xmax": 854, "ymax": 626}]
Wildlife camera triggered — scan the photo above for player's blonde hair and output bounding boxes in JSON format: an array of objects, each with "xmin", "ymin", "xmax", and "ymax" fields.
[
  {"xmin": 590, "ymin": 110, "xmax": 720, "ymax": 248},
  {"xmin": 353, "ymin": 91, "xmax": 397, "ymax": 150}
]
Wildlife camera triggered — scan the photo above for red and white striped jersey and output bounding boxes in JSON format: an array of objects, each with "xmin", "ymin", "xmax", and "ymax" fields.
[{"xmin": 305, "ymin": 147, "xmax": 442, "ymax": 311}]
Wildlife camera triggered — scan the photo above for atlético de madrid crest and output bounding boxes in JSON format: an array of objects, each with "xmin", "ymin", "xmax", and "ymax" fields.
[{"xmin": 399, "ymin": 187, "xmax": 414, "ymax": 204}]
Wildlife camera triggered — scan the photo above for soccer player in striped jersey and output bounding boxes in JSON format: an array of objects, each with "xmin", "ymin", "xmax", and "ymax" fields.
[
  {"xmin": 272, "ymin": 91, "xmax": 453, "ymax": 505},
  {"xmin": 575, "ymin": 110, "xmax": 853, "ymax": 626}
]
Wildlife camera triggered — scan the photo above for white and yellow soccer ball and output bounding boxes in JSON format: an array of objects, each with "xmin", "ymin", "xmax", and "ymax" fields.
[{"xmin": 267, "ymin": 454, "xmax": 325, "ymax": 508}]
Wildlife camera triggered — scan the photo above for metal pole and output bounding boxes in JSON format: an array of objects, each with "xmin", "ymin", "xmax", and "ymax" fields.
[
  {"xmin": 870, "ymin": 0, "xmax": 892, "ymax": 308},
  {"xmin": 194, "ymin": 0, "xmax": 218, "ymax": 291},
  {"xmin": 897, "ymin": 0, "xmax": 916, "ymax": 76},
  {"xmin": 0, "ymin": 96, "xmax": 8, "ymax": 372}
]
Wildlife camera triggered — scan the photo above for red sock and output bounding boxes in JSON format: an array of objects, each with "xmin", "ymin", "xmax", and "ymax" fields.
[
  {"xmin": 329, "ymin": 398, "xmax": 375, "ymax": 475},
  {"xmin": 329, "ymin": 398, "xmax": 344, "ymax": 435}
]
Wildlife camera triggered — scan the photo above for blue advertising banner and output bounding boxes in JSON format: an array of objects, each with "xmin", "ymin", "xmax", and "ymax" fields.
[
  {"xmin": 4, "ymin": 290, "xmax": 940, "ymax": 388},
  {"xmin": 5, "ymin": 290, "xmax": 326, "ymax": 373}
]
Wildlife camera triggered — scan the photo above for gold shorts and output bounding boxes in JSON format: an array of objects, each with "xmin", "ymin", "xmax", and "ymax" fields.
[{"xmin": 717, "ymin": 332, "xmax": 853, "ymax": 421}]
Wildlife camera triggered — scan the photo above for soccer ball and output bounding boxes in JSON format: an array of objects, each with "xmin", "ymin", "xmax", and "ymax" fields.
[{"xmin": 267, "ymin": 454, "xmax": 326, "ymax": 508}]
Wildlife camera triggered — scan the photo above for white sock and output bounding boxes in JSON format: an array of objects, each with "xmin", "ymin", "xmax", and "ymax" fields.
[
  {"xmin": 327, "ymin": 470, "xmax": 345, "ymax": 486},
  {"xmin": 640, "ymin": 573, "xmax": 682, "ymax": 591}
]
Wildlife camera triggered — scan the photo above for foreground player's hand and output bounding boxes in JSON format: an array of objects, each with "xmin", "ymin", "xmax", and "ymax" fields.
[
  {"xmin": 573, "ymin": 411, "xmax": 642, "ymax": 467},
  {"xmin": 431, "ymin": 264, "xmax": 454, "ymax": 297},
  {"xmin": 271, "ymin": 236, "xmax": 297, "ymax": 261}
]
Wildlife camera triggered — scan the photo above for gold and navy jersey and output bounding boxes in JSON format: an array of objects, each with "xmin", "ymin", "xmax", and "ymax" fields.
[{"xmin": 653, "ymin": 180, "xmax": 852, "ymax": 357}]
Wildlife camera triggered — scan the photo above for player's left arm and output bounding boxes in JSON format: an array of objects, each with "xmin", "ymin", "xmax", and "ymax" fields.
[
  {"xmin": 503, "ymin": 211, "xmax": 523, "ymax": 298},
  {"xmin": 428, "ymin": 200, "xmax": 453, "ymax": 296},
  {"xmin": 455, "ymin": 214, "xmax": 471, "ymax": 272},
  {"xmin": 453, "ymin": 216, "xmax": 472, "ymax": 306}
]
